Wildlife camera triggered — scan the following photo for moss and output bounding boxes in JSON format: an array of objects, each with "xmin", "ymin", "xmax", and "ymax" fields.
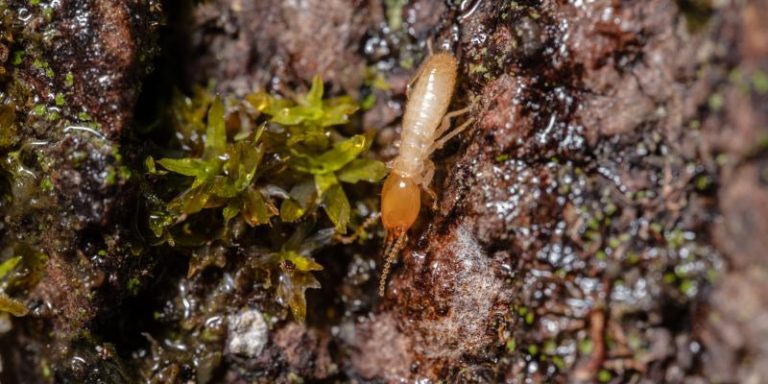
[
  {"xmin": 126, "ymin": 277, "xmax": 141, "ymax": 296},
  {"xmin": 0, "ymin": 242, "xmax": 47, "ymax": 316},
  {"xmin": 0, "ymin": 293, "xmax": 26, "ymax": 316},
  {"xmin": 145, "ymin": 75, "xmax": 386, "ymax": 322},
  {"xmin": 677, "ymin": 0, "xmax": 713, "ymax": 32},
  {"xmin": 752, "ymin": 70, "xmax": 768, "ymax": 94},
  {"xmin": 597, "ymin": 369, "xmax": 612, "ymax": 382},
  {"xmin": 708, "ymin": 93, "xmax": 724, "ymax": 111},
  {"xmin": 578, "ymin": 339, "xmax": 593, "ymax": 354},
  {"xmin": 11, "ymin": 50, "xmax": 24, "ymax": 66},
  {"xmin": 64, "ymin": 72, "xmax": 74, "ymax": 87},
  {"xmin": 385, "ymin": 0, "xmax": 407, "ymax": 30}
]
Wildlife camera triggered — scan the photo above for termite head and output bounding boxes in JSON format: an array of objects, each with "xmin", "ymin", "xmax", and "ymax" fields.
[
  {"xmin": 379, "ymin": 171, "xmax": 420, "ymax": 296},
  {"xmin": 380, "ymin": 171, "xmax": 421, "ymax": 233}
]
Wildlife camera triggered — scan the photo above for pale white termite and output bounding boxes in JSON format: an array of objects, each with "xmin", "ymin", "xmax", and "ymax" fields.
[{"xmin": 379, "ymin": 50, "xmax": 472, "ymax": 295}]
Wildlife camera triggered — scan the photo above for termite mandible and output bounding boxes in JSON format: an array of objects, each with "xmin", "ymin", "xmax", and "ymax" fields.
[{"xmin": 378, "ymin": 47, "xmax": 473, "ymax": 296}]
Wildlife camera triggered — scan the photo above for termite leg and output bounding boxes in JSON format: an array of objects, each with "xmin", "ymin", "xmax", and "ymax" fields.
[
  {"xmin": 431, "ymin": 116, "xmax": 475, "ymax": 152},
  {"xmin": 379, "ymin": 229, "xmax": 408, "ymax": 296},
  {"xmin": 334, "ymin": 212, "xmax": 381, "ymax": 244},
  {"xmin": 434, "ymin": 106, "xmax": 472, "ymax": 139},
  {"xmin": 422, "ymin": 159, "xmax": 439, "ymax": 210}
]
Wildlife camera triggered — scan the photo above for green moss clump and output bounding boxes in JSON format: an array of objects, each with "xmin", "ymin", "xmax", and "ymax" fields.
[
  {"xmin": 145, "ymin": 76, "xmax": 386, "ymax": 322},
  {"xmin": 0, "ymin": 242, "xmax": 48, "ymax": 317}
]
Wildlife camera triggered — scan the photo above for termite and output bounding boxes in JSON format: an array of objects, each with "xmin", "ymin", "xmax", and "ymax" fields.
[{"xmin": 379, "ymin": 49, "xmax": 473, "ymax": 296}]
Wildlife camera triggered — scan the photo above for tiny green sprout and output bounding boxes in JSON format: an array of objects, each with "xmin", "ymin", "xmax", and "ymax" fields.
[
  {"xmin": 543, "ymin": 340, "xmax": 557, "ymax": 355},
  {"xmin": 578, "ymin": 338, "xmax": 594, "ymax": 354},
  {"xmin": 77, "ymin": 111, "xmax": 92, "ymax": 121},
  {"xmin": 752, "ymin": 70, "xmax": 768, "ymax": 94},
  {"xmin": 11, "ymin": 51, "xmax": 24, "ymax": 66},
  {"xmin": 32, "ymin": 59, "xmax": 46, "ymax": 70},
  {"xmin": 708, "ymin": 93, "xmax": 724, "ymax": 111},
  {"xmin": 595, "ymin": 250, "xmax": 607, "ymax": 261},
  {"xmin": 551, "ymin": 355, "xmax": 565, "ymax": 370},
  {"xmin": 42, "ymin": 6, "xmax": 54, "ymax": 21},
  {"xmin": 363, "ymin": 67, "xmax": 390, "ymax": 91},
  {"xmin": 469, "ymin": 63, "xmax": 488, "ymax": 75},
  {"xmin": 360, "ymin": 94, "xmax": 376, "ymax": 110},
  {"xmin": 41, "ymin": 360, "xmax": 52, "ymax": 379},
  {"xmin": 54, "ymin": 93, "xmax": 66, "ymax": 107},
  {"xmin": 525, "ymin": 311, "xmax": 535, "ymax": 325},
  {"xmin": 40, "ymin": 176, "xmax": 53, "ymax": 192},
  {"xmin": 64, "ymin": 72, "xmax": 75, "ymax": 87},
  {"xmin": 385, "ymin": 0, "xmax": 406, "ymax": 30},
  {"xmin": 31, "ymin": 104, "xmax": 46, "ymax": 117},
  {"xmin": 680, "ymin": 279, "xmax": 695, "ymax": 295},
  {"xmin": 127, "ymin": 277, "xmax": 141, "ymax": 296}
]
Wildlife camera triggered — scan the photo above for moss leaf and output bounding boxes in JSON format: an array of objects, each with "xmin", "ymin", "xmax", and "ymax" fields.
[
  {"xmin": 227, "ymin": 142, "xmax": 264, "ymax": 192},
  {"xmin": 249, "ymin": 76, "xmax": 357, "ymax": 130},
  {"xmin": 279, "ymin": 178, "xmax": 317, "ymax": 222},
  {"xmin": 0, "ymin": 293, "xmax": 27, "ymax": 317},
  {"xmin": 222, "ymin": 201, "xmax": 240, "ymax": 222},
  {"xmin": 322, "ymin": 183, "xmax": 350, "ymax": 233},
  {"xmin": 279, "ymin": 199, "xmax": 305, "ymax": 222},
  {"xmin": 242, "ymin": 188, "xmax": 276, "ymax": 226},
  {"xmin": 283, "ymin": 251, "xmax": 323, "ymax": 272},
  {"xmin": 0, "ymin": 256, "xmax": 21, "ymax": 280},
  {"xmin": 289, "ymin": 135, "xmax": 367, "ymax": 174},
  {"xmin": 314, "ymin": 172, "xmax": 338, "ymax": 197},
  {"xmin": 306, "ymin": 75, "xmax": 324, "ymax": 106},
  {"xmin": 337, "ymin": 158, "xmax": 388, "ymax": 183},
  {"xmin": 318, "ymin": 96, "xmax": 358, "ymax": 126},
  {"xmin": 277, "ymin": 269, "xmax": 321, "ymax": 323},
  {"xmin": 156, "ymin": 158, "xmax": 210, "ymax": 181},
  {"xmin": 206, "ymin": 97, "xmax": 227, "ymax": 154},
  {"xmin": 168, "ymin": 182, "xmax": 214, "ymax": 215}
]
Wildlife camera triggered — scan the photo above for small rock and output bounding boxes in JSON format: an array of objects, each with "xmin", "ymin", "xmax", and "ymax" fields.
[{"xmin": 226, "ymin": 308, "xmax": 268, "ymax": 357}]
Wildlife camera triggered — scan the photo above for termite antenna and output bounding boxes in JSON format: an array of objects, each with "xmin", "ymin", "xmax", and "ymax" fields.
[
  {"xmin": 335, "ymin": 212, "xmax": 381, "ymax": 245},
  {"xmin": 379, "ymin": 229, "xmax": 407, "ymax": 296}
]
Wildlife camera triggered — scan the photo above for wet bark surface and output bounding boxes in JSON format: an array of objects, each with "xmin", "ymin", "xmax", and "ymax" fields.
[
  {"xmin": 0, "ymin": 1, "xmax": 160, "ymax": 383},
  {"xmin": 1, "ymin": 0, "xmax": 767, "ymax": 383}
]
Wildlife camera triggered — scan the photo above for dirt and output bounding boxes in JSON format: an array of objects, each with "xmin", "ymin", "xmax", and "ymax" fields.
[{"xmin": 1, "ymin": 0, "xmax": 767, "ymax": 383}]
